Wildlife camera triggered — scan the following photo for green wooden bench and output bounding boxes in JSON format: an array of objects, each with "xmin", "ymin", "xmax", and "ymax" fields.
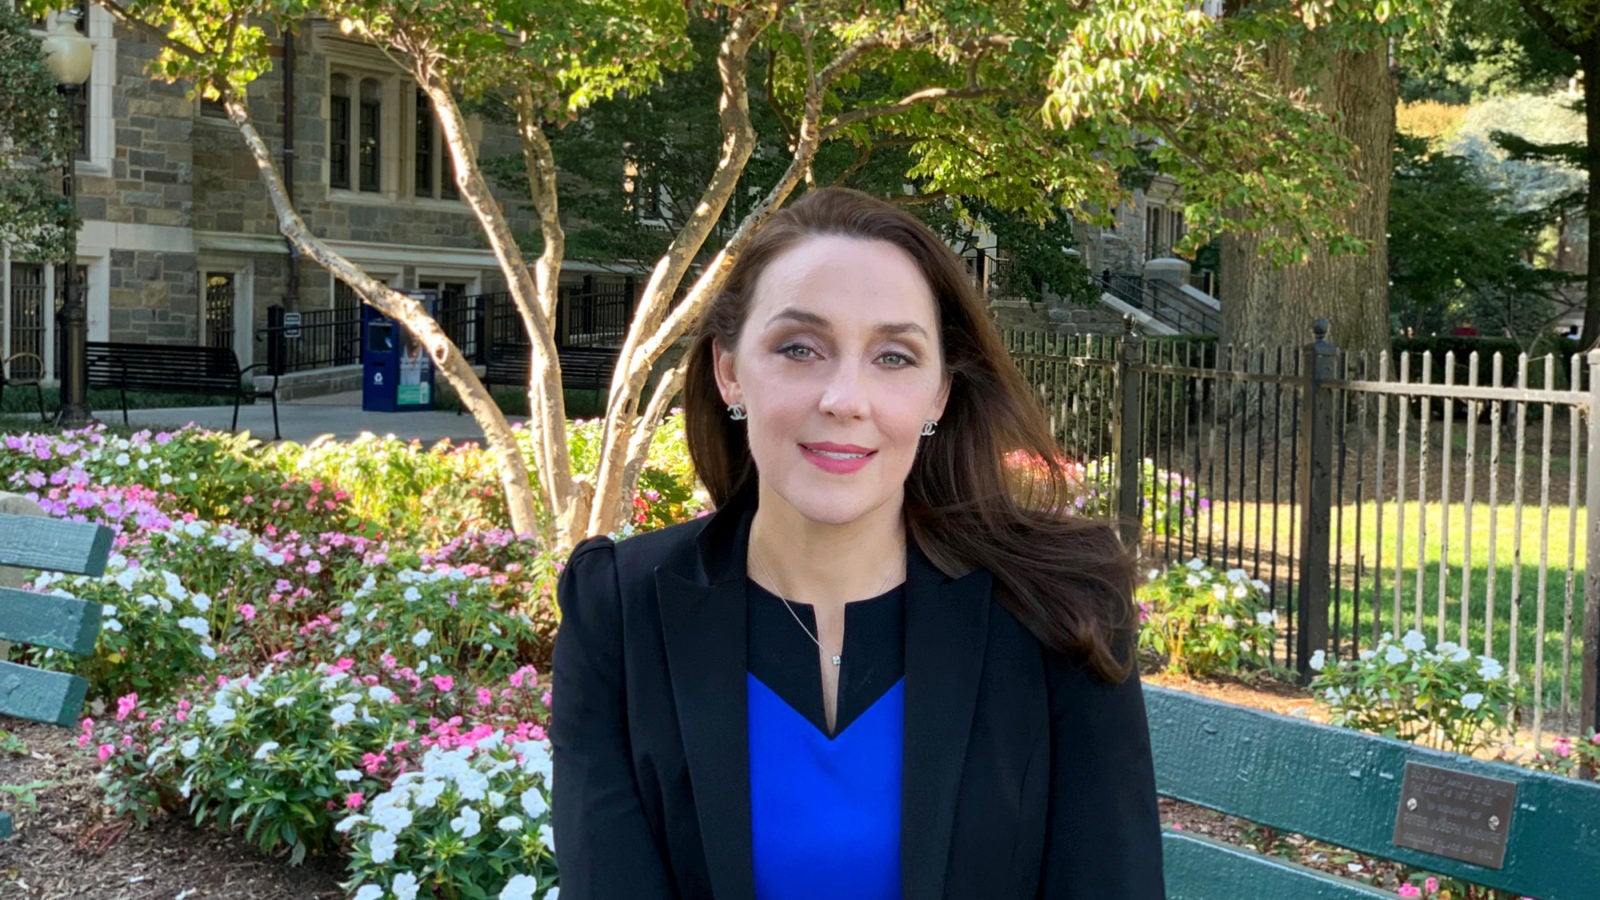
[
  {"xmin": 1147, "ymin": 686, "xmax": 1600, "ymax": 899},
  {"xmin": 0, "ymin": 505, "xmax": 113, "ymax": 840}
]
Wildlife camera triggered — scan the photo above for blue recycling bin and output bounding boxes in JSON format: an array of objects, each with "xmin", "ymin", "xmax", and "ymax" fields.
[{"xmin": 361, "ymin": 292, "xmax": 436, "ymax": 412}]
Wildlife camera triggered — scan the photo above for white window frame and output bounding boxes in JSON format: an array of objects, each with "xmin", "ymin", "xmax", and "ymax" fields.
[{"xmin": 198, "ymin": 261, "xmax": 255, "ymax": 366}]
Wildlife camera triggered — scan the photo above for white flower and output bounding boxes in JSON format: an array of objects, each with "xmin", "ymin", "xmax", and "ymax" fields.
[
  {"xmin": 339, "ymin": 601, "xmax": 357, "ymax": 617},
  {"xmin": 180, "ymin": 737, "xmax": 201, "ymax": 759},
  {"xmin": 521, "ymin": 788, "xmax": 548, "ymax": 819},
  {"xmin": 1211, "ymin": 584, "xmax": 1227, "ymax": 600},
  {"xmin": 1232, "ymin": 584, "xmax": 1248, "ymax": 599},
  {"xmin": 372, "ymin": 805, "xmax": 414, "ymax": 834},
  {"xmin": 330, "ymin": 703, "xmax": 357, "ymax": 726},
  {"xmin": 198, "ymin": 644, "xmax": 217, "ymax": 660},
  {"xmin": 1255, "ymin": 611, "xmax": 1276, "ymax": 626},
  {"xmin": 412, "ymin": 778, "xmax": 446, "ymax": 809},
  {"xmin": 207, "ymin": 704, "xmax": 237, "ymax": 726},
  {"xmin": 404, "ymin": 586, "xmax": 421, "ymax": 603},
  {"xmin": 1185, "ymin": 558, "xmax": 1205, "ymax": 570},
  {"xmin": 353, "ymin": 883, "xmax": 384, "ymax": 900},
  {"xmin": 190, "ymin": 593, "xmax": 210, "ymax": 612},
  {"xmin": 335, "ymin": 814, "xmax": 368, "ymax": 834},
  {"xmin": 1383, "ymin": 645, "xmax": 1408, "ymax": 666},
  {"xmin": 392, "ymin": 872, "xmax": 421, "ymax": 900},
  {"xmin": 456, "ymin": 769, "xmax": 489, "ymax": 802},
  {"xmin": 177, "ymin": 617, "xmax": 209, "ymax": 637},
  {"xmin": 114, "ymin": 452, "xmax": 130, "ymax": 466},
  {"xmin": 1461, "ymin": 692, "xmax": 1485, "ymax": 711},
  {"xmin": 498, "ymin": 815, "xmax": 524, "ymax": 832},
  {"xmin": 274, "ymin": 695, "xmax": 295, "ymax": 708},
  {"xmin": 450, "ymin": 806, "xmax": 482, "ymax": 838},
  {"xmin": 1225, "ymin": 568, "xmax": 1248, "ymax": 583},
  {"xmin": 412, "ymin": 628, "xmax": 432, "ymax": 648},
  {"xmin": 369, "ymin": 686, "xmax": 395, "ymax": 703},
  {"xmin": 1477, "ymin": 657, "xmax": 1504, "ymax": 680},
  {"xmin": 538, "ymin": 823, "xmax": 556, "ymax": 852},
  {"xmin": 1308, "ymin": 650, "xmax": 1326, "ymax": 672},
  {"xmin": 369, "ymin": 830, "xmax": 398, "ymax": 865},
  {"xmin": 253, "ymin": 741, "xmax": 280, "ymax": 761},
  {"xmin": 1185, "ymin": 574, "xmax": 1202, "ymax": 589},
  {"xmin": 1251, "ymin": 579, "xmax": 1271, "ymax": 594},
  {"xmin": 1401, "ymin": 630, "xmax": 1427, "ymax": 653},
  {"xmin": 104, "ymin": 618, "xmax": 124, "ymax": 633},
  {"xmin": 1221, "ymin": 615, "xmax": 1236, "ymax": 628},
  {"xmin": 336, "ymin": 769, "xmax": 363, "ymax": 782},
  {"xmin": 500, "ymin": 874, "xmax": 539, "ymax": 900}
]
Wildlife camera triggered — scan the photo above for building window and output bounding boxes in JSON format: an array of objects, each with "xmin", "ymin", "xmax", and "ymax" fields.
[
  {"xmin": 203, "ymin": 273, "xmax": 236, "ymax": 350},
  {"xmin": 330, "ymin": 75, "xmax": 352, "ymax": 189},
  {"xmin": 329, "ymin": 74, "xmax": 383, "ymax": 192},
  {"xmin": 358, "ymin": 79, "xmax": 381, "ymax": 192},
  {"xmin": 412, "ymin": 90, "xmax": 458, "ymax": 200}
]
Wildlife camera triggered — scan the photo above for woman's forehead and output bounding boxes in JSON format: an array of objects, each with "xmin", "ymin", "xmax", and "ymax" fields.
[{"xmin": 746, "ymin": 234, "xmax": 938, "ymax": 329}]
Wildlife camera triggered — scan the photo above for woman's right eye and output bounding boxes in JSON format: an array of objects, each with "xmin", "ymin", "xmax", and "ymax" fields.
[{"xmin": 778, "ymin": 343, "xmax": 817, "ymax": 360}]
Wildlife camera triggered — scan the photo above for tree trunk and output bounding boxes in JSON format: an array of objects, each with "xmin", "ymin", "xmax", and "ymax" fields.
[
  {"xmin": 223, "ymin": 100, "xmax": 543, "ymax": 537},
  {"xmin": 1576, "ymin": 41, "xmax": 1600, "ymax": 349},
  {"xmin": 1221, "ymin": 40, "xmax": 1394, "ymax": 356}
]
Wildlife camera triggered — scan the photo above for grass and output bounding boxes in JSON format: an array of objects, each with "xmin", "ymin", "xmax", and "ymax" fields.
[
  {"xmin": 0, "ymin": 384, "xmax": 241, "ymax": 419},
  {"xmin": 1180, "ymin": 499, "xmax": 1587, "ymax": 716}
]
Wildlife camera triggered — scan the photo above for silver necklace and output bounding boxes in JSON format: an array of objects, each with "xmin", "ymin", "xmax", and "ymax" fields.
[{"xmin": 751, "ymin": 549, "xmax": 901, "ymax": 667}]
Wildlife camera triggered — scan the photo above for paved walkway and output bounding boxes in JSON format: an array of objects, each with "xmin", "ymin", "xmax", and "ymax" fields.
[{"xmin": 111, "ymin": 391, "xmax": 528, "ymax": 445}]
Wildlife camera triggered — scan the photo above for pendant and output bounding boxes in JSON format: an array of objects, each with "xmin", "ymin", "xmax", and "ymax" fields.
[{"xmin": 831, "ymin": 655, "xmax": 842, "ymax": 666}]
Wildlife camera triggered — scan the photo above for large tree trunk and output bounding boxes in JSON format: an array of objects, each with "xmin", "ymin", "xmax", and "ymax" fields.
[
  {"xmin": 1577, "ymin": 41, "xmax": 1600, "ymax": 349},
  {"xmin": 1221, "ymin": 41, "xmax": 1394, "ymax": 356}
]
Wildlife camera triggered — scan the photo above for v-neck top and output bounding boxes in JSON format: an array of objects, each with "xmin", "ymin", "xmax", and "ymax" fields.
[{"xmin": 746, "ymin": 579, "xmax": 906, "ymax": 900}]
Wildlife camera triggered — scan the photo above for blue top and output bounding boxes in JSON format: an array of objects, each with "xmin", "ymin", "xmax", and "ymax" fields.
[{"xmin": 746, "ymin": 580, "xmax": 906, "ymax": 900}]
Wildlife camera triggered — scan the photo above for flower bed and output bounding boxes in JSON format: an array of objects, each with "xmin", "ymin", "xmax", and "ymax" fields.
[{"xmin": 1, "ymin": 418, "xmax": 703, "ymax": 899}]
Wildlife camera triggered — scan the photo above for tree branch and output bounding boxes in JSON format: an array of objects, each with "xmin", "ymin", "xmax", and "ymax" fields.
[
  {"xmin": 820, "ymin": 86, "xmax": 1011, "ymax": 140},
  {"xmin": 1516, "ymin": 0, "xmax": 1586, "ymax": 55}
]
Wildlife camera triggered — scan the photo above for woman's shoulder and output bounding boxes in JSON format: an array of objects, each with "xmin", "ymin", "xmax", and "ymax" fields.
[{"xmin": 562, "ymin": 514, "xmax": 716, "ymax": 585}]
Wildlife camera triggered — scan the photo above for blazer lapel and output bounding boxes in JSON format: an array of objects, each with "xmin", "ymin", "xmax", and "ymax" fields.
[
  {"xmin": 901, "ymin": 545, "xmax": 991, "ymax": 900},
  {"xmin": 656, "ymin": 499, "xmax": 758, "ymax": 900}
]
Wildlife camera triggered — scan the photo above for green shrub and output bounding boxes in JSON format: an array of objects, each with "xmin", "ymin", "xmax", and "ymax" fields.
[{"xmin": 1137, "ymin": 560, "xmax": 1276, "ymax": 677}]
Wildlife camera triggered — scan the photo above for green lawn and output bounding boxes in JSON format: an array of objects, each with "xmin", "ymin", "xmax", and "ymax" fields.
[{"xmin": 1182, "ymin": 499, "xmax": 1586, "ymax": 714}]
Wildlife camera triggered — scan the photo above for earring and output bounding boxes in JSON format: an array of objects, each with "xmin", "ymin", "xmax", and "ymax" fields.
[
  {"xmin": 727, "ymin": 403, "xmax": 747, "ymax": 421},
  {"xmin": 920, "ymin": 420, "xmax": 937, "ymax": 437}
]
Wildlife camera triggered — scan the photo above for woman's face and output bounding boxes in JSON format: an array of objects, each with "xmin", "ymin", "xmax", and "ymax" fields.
[{"xmin": 715, "ymin": 234, "xmax": 949, "ymax": 531}]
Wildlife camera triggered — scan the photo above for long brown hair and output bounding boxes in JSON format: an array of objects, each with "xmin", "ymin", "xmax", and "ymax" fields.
[{"xmin": 684, "ymin": 187, "xmax": 1138, "ymax": 682}]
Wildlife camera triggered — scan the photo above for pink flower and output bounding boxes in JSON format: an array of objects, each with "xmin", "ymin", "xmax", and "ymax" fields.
[
  {"xmin": 115, "ymin": 693, "xmax": 139, "ymax": 722},
  {"xmin": 238, "ymin": 603, "xmax": 257, "ymax": 622},
  {"xmin": 97, "ymin": 743, "xmax": 115, "ymax": 762},
  {"xmin": 430, "ymin": 675, "xmax": 455, "ymax": 693},
  {"xmin": 1397, "ymin": 885, "xmax": 1421, "ymax": 898},
  {"xmin": 345, "ymin": 792, "xmax": 364, "ymax": 810},
  {"xmin": 1424, "ymin": 877, "xmax": 1439, "ymax": 895},
  {"xmin": 476, "ymin": 688, "xmax": 494, "ymax": 707}
]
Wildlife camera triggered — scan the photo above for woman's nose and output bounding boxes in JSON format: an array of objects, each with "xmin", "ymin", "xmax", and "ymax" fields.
[{"xmin": 817, "ymin": 363, "xmax": 870, "ymax": 419}]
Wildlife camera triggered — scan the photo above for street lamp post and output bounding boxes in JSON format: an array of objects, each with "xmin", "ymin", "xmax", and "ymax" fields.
[{"xmin": 40, "ymin": 14, "xmax": 93, "ymax": 428}]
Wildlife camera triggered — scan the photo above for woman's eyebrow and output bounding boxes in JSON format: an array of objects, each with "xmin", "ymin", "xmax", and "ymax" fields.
[{"xmin": 764, "ymin": 307, "xmax": 928, "ymax": 338}]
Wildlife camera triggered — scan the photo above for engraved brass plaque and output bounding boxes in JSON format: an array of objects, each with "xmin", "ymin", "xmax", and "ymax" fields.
[{"xmin": 1392, "ymin": 761, "xmax": 1517, "ymax": 869}]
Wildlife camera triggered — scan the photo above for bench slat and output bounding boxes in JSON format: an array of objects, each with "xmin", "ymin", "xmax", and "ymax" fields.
[
  {"xmin": 0, "ymin": 586, "xmax": 103, "ymax": 655},
  {"xmin": 0, "ymin": 514, "xmax": 113, "ymax": 576},
  {"xmin": 1162, "ymin": 830, "xmax": 1391, "ymax": 899},
  {"xmin": 1146, "ymin": 686, "xmax": 1600, "ymax": 899},
  {"xmin": 0, "ymin": 660, "xmax": 90, "ymax": 726},
  {"xmin": 0, "ymin": 810, "xmax": 10, "ymax": 840}
]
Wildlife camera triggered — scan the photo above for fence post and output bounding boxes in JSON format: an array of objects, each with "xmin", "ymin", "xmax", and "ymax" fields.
[
  {"xmin": 1296, "ymin": 318, "xmax": 1337, "ymax": 681},
  {"xmin": 1583, "ymin": 350, "xmax": 1600, "ymax": 746},
  {"xmin": 265, "ymin": 304, "xmax": 285, "ymax": 376},
  {"xmin": 1114, "ymin": 316, "xmax": 1145, "ymax": 549}
]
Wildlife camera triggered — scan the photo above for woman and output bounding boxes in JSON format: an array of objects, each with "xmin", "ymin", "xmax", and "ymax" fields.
[{"xmin": 552, "ymin": 188, "xmax": 1163, "ymax": 899}]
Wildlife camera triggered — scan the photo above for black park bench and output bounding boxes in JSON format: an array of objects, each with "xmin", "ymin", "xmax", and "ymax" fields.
[
  {"xmin": 480, "ymin": 343, "xmax": 620, "ymax": 399},
  {"xmin": 1147, "ymin": 686, "xmax": 1600, "ymax": 898},
  {"xmin": 85, "ymin": 341, "xmax": 281, "ymax": 440},
  {"xmin": 0, "ymin": 501, "xmax": 113, "ymax": 840}
]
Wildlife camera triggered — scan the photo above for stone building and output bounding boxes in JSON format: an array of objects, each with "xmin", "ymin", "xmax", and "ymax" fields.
[{"xmin": 3, "ymin": 5, "xmax": 614, "ymax": 389}]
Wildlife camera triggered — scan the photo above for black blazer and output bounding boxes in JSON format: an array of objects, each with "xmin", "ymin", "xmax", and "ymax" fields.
[{"xmin": 551, "ymin": 493, "xmax": 1165, "ymax": 899}]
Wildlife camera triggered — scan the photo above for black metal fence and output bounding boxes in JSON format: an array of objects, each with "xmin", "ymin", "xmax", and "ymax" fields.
[
  {"xmin": 260, "ymin": 278, "xmax": 639, "ymax": 375},
  {"xmin": 1006, "ymin": 322, "xmax": 1600, "ymax": 742}
]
